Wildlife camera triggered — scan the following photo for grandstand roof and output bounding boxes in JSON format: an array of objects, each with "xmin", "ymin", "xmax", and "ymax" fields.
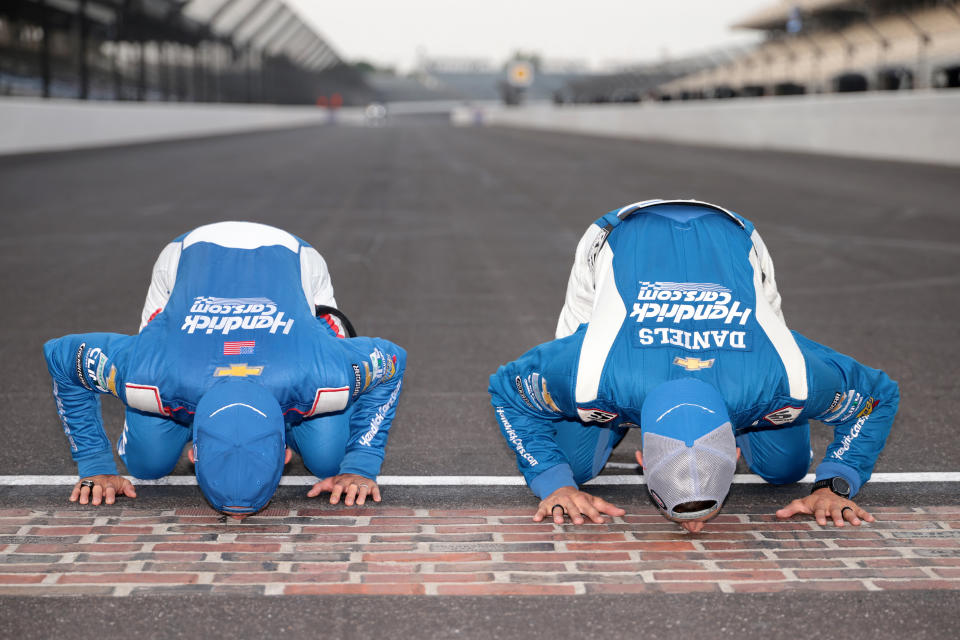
[
  {"xmin": 183, "ymin": 0, "xmax": 341, "ymax": 70},
  {"xmin": 733, "ymin": 0, "xmax": 860, "ymax": 30}
]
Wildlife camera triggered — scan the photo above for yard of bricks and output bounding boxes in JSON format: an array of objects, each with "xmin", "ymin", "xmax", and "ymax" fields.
[{"xmin": 2, "ymin": 505, "xmax": 959, "ymax": 596}]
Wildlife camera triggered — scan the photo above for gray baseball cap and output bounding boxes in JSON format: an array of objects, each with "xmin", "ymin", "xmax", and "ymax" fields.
[{"xmin": 640, "ymin": 378, "xmax": 737, "ymax": 520}]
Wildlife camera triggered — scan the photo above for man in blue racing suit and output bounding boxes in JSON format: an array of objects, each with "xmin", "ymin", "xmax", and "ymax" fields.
[
  {"xmin": 45, "ymin": 222, "xmax": 406, "ymax": 516},
  {"xmin": 489, "ymin": 200, "xmax": 899, "ymax": 533}
]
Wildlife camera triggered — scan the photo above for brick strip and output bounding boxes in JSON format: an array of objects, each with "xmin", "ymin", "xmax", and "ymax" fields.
[{"xmin": 0, "ymin": 506, "xmax": 957, "ymax": 595}]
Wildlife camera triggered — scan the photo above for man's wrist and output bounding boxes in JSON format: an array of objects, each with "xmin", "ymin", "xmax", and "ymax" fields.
[{"xmin": 811, "ymin": 476, "xmax": 851, "ymax": 498}]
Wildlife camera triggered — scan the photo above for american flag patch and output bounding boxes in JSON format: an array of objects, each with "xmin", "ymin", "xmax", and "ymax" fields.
[{"xmin": 223, "ymin": 341, "xmax": 255, "ymax": 355}]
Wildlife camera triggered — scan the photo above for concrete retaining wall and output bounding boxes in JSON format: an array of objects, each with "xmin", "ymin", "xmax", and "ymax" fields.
[
  {"xmin": 0, "ymin": 98, "xmax": 367, "ymax": 155},
  {"xmin": 453, "ymin": 91, "xmax": 960, "ymax": 166}
]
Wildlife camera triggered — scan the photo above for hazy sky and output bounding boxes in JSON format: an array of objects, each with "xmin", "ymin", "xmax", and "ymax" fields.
[{"xmin": 289, "ymin": 0, "xmax": 773, "ymax": 72}]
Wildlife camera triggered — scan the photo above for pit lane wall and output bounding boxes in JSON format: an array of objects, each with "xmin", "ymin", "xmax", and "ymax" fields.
[
  {"xmin": 0, "ymin": 97, "xmax": 368, "ymax": 155},
  {"xmin": 453, "ymin": 90, "xmax": 960, "ymax": 166}
]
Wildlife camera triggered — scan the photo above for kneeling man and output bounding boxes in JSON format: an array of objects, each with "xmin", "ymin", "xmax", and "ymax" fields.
[
  {"xmin": 490, "ymin": 200, "xmax": 898, "ymax": 532},
  {"xmin": 45, "ymin": 221, "xmax": 406, "ymax": 517}
]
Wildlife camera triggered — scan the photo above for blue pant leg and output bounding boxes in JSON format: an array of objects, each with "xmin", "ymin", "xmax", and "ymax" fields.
[
  {"xmin": 736, "ymin": 421, "xmax": 812, "ymax": 485},
  {"xmin": 287, "ymin": 410, "xmax": 352, "ymax": 479},
  {"xmin": 118, "ymin": 407, "xmax": 191, "ymax": 480},
  {"xmin": 554, "ymin": 418, "xmax": 629, "ymax": 485}
]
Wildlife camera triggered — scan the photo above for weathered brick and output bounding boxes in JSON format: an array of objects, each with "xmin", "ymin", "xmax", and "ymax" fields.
[
  {"xmin": 298, "ymin": 507, "xmax": 416, "ymax": 517},
  {"xmin": 701, "ymin": 540, "xmax": 826, "ymax": 550},
  {"xmin": 301, "ymin": 525, "xmax": 421, "ymax": 534},
  {"xmin": 576, "ymin": 561, "xmax": 703, "ymax": 572},
  {"xmin": 770, "ymin": 560, "xmax": 846, "ymax": 569},
  {"xmin": 96, "ymin": 535, "xmax": 217, "ymax": 543},
  {"xmin": 344, "ymin": 562, "xmax": 419, "ymax": 574},
  {"xmin": 284, "ymin": 583, "xmax": 426, "ymax": 595},
  {"xmin": 713, "ymin": 560, "xmax": 783, "ymax": 570},
  {"xmin": 435, "ymin": 584, "xmax": 576, "ymax": 596},
  {"xmin": 361, "ymin": 552, "xmax": 490, "ymax": 563},
  {"xmin": 761, "ymin": 530, "xmax": 884, "ymax": 540},
  {"xmin": 653, "ymin": 570, "xmax": 787, "ymax": 582},
  {"xmin": 775, "ymin": 549, "xmax": 902, "ymax": 559},
  {"xmin": 369, "ymin": 517, "xmax": 486, "ymax": 526},
  {"xmin": 75, "ymin": 552, "xmax": 205, "ymax": 563},
  {"xmin": 431, "ymin": 562, "xmax": 568, "ymax": 573},
  {"xmin": 152, "ymin": 542, "xmax": 282, "ymax": 552},
  {"xmin": 142, "ymin": 562, "xmax": 283, "ymax": 573},
  {"xmin": 566, "ymin": 541, "xmax": 695, "ymax": 552},
  {"xmin": 369, "ymin": 534, "xmax": 494, "ymax": 543},
  {"xmin": 873, "ymin": 580, "xmax": 960, "ymax": 590},
  {"xmin": 0, "ymin": 586, "xmax": 115, "ymax": 596},
  {"xmin": 932, "ymin": 568, "xmax": 960, "ymax": 578},
  {"xmin": 794, "ymin": 568, "xmax": 928, "ymax": 579},
  {"xmin": 14, "ymin": 543, "xmax": 143, "ymax": 553},
  {"xmin": 26, "ymin": 526, "xmax": 157, "ymax": 536},
  {"xmin": 430, "ymin": 509, "xmax": 530, "ymax": 517},
  {"xmin": 502, "ymin": 552, "xmax": 630, "ymax": 562},
  {"xmin": 0, "ymin": 574, "xmax": 45, "ymax": 584},
  {"xmin": 427, "ymin": 543, "xmax": 555, "ymax": 553},
  {"xmin": 213, "ymin": 572, "xmax": 350, "ymax": 583},
  {"xmin": 500, "ymin": 533, "xmax": 627, "ymax": 542},
  {"xmin": 585, "ymin": 582, "xmax": 720, "ymax": 594},
  {"xmin": 730, "ymin": 581, "xmax": 868, "ymax": 593},
  {"xmin": 233, "ymin": 534, "xmax": 358, "ymax": 543},
  {"xmin": 168, "ymin": 525, "xmax": 291, "ymax": 534},
  {"xmin": 58, "ymin": 573, "xmax": 199, "ymax": 584},
  {"xmin": 287, "ymin": 563, "xmax": 353, "ymax": 573},
  {"xmin": 434, "ymin": 525, "xmax": 557, "ymax": 534},
  {"xmin": 221, "ymin": 552, "xmax": 350, "ymax": 563},
  {"xmin": 0, "ymin": 554, "xmax": 61, "ymax": 564},
  {"xmin": 1, "ymin": 563, "xmax": 126, "ymax": 574},
  {"xmin": 640, "ymin": 550, "xmax": 768, "ymax": 561},
  {"xmin": 361, "ymin": 573, "xmax": 496, "ymax": 583}
]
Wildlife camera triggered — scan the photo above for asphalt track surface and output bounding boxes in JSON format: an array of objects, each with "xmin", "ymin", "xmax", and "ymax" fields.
[{"xmin": 1, "ymin": 114, "xmax": 959, "ymax": 637}]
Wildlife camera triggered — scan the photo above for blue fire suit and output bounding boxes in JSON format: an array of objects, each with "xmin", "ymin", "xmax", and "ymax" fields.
[
  {"xmin": 44, "ymin": 222, "xmax": 406, "ymax": 481},
  {"xmin": 489, "ymin": 201, "xmax": 899, "ymax": 500}
]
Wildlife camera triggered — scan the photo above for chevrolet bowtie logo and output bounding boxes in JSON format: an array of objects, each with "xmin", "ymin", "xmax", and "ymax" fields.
[
  {"xmin": 214, "ymin": 363, "xmax": 264, "ymax": 377},
  {"xmin": 673, "ymin": 357, "xmax": 715, "ymax": 371}
]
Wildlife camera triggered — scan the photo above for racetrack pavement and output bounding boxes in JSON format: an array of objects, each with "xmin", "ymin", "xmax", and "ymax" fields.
[{"xmin": 1, "ymin": 114, "xmax": 959, "ymax": 638}]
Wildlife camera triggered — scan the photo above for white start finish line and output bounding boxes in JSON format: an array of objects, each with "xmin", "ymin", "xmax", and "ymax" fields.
[{"xmin": 0, "ymin": 472, "xmax": 958, "ymax": 486}]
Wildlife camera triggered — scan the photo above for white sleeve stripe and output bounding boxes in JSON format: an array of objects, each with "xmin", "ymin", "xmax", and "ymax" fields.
[
  {"xmin": 749, "ymin": 249, "xmax": 808, "ymax": 400},
  {"xmin": 140, "ymin": 241, "xmax": 182, "ymax": 331},
  {"xmin": 575, "ymin": 244, "xmax": 626, "ymax": 404}
]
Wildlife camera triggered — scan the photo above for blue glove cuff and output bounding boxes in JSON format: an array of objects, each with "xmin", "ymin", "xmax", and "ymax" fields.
[
  {"xmin": 529, "ymin": 463, "xmax": 577, "ymax": 500},
  {"xmin": 76, "ymin": 449, "xmax": 119, "ymax": 478},
  {"xmin": 814, "ymin": 460, "xmax": 863, "ymax": 498}
]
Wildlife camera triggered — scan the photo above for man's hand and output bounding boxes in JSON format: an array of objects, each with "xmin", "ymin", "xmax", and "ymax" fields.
[
  {"xmin": 307, "ymin": 474, "xmax": 380, "ymax": 506},
  {"xmin": 776, "ymin": 487, "xmax": 875, "ymax": 527},
  {"xmin": 534, "ymin": 486, "xmax": 626, "ymax": 525},
  {"xmin": 70, "ymin": 475, "xmax": 137, "ymax": 506}
]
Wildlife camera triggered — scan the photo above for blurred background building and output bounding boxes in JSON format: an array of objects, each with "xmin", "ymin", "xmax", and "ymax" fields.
[
  {"xmin": 0, "ymin": 0, "xmax": 373, "ymax": 104},
  {"xmin": 1, "ymin": 0, "xmax": 957, "ymax": 106},
  {"xmin": 572, "ymin": 0, "xmax": 960, "ymax": 103}
]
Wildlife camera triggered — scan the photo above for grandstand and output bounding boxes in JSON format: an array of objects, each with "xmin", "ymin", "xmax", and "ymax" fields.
[
  {"xmin": 659, "ymin": 0, "xmax": 960, "ymax": 98},
  {"xmin": 0, "ymin": 0, "xmax": 372, "ymax": 104}
]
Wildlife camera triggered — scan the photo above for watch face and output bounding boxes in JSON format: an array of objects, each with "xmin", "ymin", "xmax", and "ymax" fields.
[{"xmin": 832, "ymin": 476, "xmax": 850, "ymax": 495}]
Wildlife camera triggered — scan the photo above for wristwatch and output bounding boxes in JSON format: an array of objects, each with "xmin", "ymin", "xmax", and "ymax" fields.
[{"xmin": 811, "ymin": 476, "xmax": 851, "ymax": 498}]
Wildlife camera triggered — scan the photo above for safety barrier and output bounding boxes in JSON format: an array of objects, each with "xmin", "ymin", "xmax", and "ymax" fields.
[
  {"xmin": 454, "ymin": 90, "xmax": 960, "ymax": 166},
  {"xmin": 0, "ymin": 97, "xmax": 366, "ymax": 155}
]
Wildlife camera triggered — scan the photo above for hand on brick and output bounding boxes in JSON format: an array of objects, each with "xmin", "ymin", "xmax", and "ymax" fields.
[
  {"xmin": 534, "ymin": 486, "xmax": 626, "ymax": 525},
  {"xmin": 307, "ymin": 474, "xmax": 381, "ymax": 506},
  {"xmin": 775, "ymin": 488, "xmax": 875, "ymax": 527},
  {"xmin": 70, "ymin": 474, "xmax": 137, "ymax": 506}
]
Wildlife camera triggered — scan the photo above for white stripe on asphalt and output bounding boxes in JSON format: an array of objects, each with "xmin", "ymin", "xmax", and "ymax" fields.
[{"xmin": 0, "ymin": 472, "xmax": 958, "ymax": 486}]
